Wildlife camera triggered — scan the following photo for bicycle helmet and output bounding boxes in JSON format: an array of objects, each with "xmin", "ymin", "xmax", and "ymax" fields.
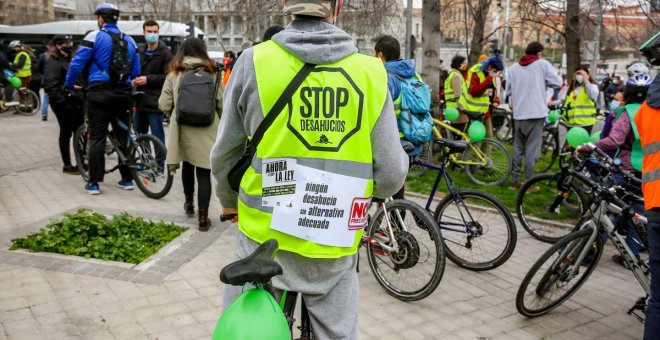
[
  {"xmin": 94, "ymin": 3, "xmax": 120, "ymax": 20},
  {"xmin": 627, "ymin": 73, "xmax": 653, "ymax": 87},
  {"xmin": 627, "ymin": 61, "xmax": 650, "ymax": 77},
  {"xmin": 283, "ymin": 0, "xmax": 342, "ymax": 17},
  {"xmin": 8, "ymin": 40, "xmax": 21, "ymax": 49},
  {"xmin": 640, "ymin": 31, "xmax": 660, "ymax": 66}
]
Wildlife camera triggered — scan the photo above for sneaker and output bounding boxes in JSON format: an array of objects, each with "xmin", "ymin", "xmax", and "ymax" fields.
[
  {"xmin": 527, "ymin": 185, "xmax": 541, "ymax": 193},
  {"xmin": 42, "ymin": 116, "xmax": 47, "ymax": 121},
  {"xmin": 117, "ymin": 179, "xmax": 134, "ymax": 190},
  {"xmin": 85, "ymin": 183, "xmax": 100, "ymax": 195},
  {"xmin": 62, "ymin": 165, "xmax": 79, "ymax": 175},
  {"xmin": 612, "ymin": 254, "xmax": 631, "ymax": 269},
  {"xmin": 509, "ymin": 181, "xmax": 523, "ymax": 190}
]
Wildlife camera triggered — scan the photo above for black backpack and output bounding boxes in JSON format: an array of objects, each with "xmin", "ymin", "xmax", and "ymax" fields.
[
  {"xmin": 95, "ymin": 28, "xmax": 131, "ymax": 85},
  {"xmin": 176, "ymin": 67, "xmax": 221, "ymax": 127}
]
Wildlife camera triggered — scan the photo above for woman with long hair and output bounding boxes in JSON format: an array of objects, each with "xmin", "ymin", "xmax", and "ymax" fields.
[
  {"xmin": 43, "ymin": 35, "xmax": 84, "ymax": 173},
  {"xmin": 158, "ymin": 38, "xmax": 222, "ymax": 231}
]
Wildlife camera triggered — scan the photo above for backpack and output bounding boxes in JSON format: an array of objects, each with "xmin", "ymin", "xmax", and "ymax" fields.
[
  {"xmin": 393, "ymin": 73, "xmax": 433, "ymax": 144},
  {"xmin": 96, "ymin": 28, "xmax": 131, "ymax": 85},
  {"xmin": 176, "ymin": 67, "xmax": 220, "ymax": 127}
]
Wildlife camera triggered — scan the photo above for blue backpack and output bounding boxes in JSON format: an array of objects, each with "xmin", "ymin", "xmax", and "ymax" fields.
[{"xmin": 393, "ymin": 73, "xmax": 433, "ymax": 144}]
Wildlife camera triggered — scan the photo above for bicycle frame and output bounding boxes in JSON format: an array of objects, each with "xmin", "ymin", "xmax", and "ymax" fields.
[
  {"xmin": 432, "ymin": 119, "xmax": 489, "ymax": 167},
  {"xmin": 413, "ymin": 156, "xmax": 476, "ymax": 235},
  {"xmin": 361, "ymin": 198, "xmax": 405, "ymax": 254}
]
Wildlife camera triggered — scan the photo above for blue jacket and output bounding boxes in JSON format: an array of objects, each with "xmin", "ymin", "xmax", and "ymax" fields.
[
  {"xmin": 65, "ymin": 23, "xmax": 140, "ymax": 88},
  {"xmin": 384, "ymin": 59, "xmax": 416, "ymax": 101}
]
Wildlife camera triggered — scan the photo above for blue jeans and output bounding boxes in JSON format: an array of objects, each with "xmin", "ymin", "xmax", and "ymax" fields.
[
  {"xmin": 603, "ymin": 172, "xmax": 644, "ymax": 256},
  {"xmin": 133, "ymin": 111, "xmax": 165, "ymax": 165},
  {"xmin": 644, "ymin": 209, "xmax": 660, "ymax": 340},
  {"xmin": 41, "ymin": 92, "xmax": 49, "ymax": 117}
]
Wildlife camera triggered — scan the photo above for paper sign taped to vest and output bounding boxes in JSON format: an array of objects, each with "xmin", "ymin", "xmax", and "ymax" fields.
[
  {"xmin": 269, "ymin": 164, "xmax": 369, "ymax": 247},
  {"xmin": 262, "ymin": 158, "xmax": 297, "ymax": 208}
]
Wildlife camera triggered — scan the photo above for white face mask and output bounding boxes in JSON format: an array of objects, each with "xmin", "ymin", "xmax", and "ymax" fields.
[{"xmin": 575, "ymin": 75, "xmax": 585, "ymax": 84}]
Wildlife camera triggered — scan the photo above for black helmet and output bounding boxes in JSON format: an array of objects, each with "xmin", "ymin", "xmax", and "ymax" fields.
[
  {"xmin": 94, "ymin": 3, "xmax": 120, "ymax": 19},
  {"xmin": 640, "ymin": 31, "xmax": 660, "ymax": 66}
]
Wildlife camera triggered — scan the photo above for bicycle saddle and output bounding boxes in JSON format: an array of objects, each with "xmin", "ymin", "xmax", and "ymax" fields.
[
  {"xmin": 434, "ymin": 138, "xmax": 468, "ymax": 154},
  {"xmin": 219, "ymin": 239, "xmax": 283, "ymax": 286}
]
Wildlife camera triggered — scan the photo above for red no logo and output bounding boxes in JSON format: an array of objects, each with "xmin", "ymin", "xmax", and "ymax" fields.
[{"xmin": 348, "ymin": 197, "xmax": 371, "ymax": 230}]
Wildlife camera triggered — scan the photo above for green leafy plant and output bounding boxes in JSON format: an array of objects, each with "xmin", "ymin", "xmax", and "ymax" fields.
[{"xmin": 10, "ymin": 209, "xmax": 186, "ymax": 264}]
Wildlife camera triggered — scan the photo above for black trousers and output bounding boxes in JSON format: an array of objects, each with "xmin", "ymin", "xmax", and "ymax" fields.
[
  {"xmin": 51, "ymin": 99, "xmax": 83, "ymax": 167},
  {"xmin": 87, "ymin": 87, "xmax": 132, "ymax": 184},
  {"xmin": 182, "ymin": 161, "xmax": 211, "ymax": 210}
]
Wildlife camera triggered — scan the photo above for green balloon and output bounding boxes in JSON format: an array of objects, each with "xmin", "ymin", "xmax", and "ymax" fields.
[
  {"xmin": 589, "ymin": 131, "xmax": 601, "ymax": 143},
  {"xmin": 444, "ymin": 107, "xmax": 459, "ymax": 121},
  {"xmin": 566, "ymin": 127, "xmax": 590, "ymax": 147},
  {"xmin": 468, "ymin": 120, "xmax": 487, "ymax": 142},
  {"xmin": 213, "ymin": 288, "xmax": 289, "ymax": 340},
  {"xmin": 547, "ymin": 110, "xmax": 560, "ymax": 123},
  {"xmin": 7, "ymin": 77, "xmax": 21, "ymax": 89}
]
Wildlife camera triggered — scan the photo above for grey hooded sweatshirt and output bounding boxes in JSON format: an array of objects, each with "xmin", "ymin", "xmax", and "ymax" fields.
[
  {"xmin": 210, "ymin": 19, "xmax": 407, "ymax": 340},
  {"xmin": 210, "ymin": 19, "xmax": 407, "ymax": 208}
]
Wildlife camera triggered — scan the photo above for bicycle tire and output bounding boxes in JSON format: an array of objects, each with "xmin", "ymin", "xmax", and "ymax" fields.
[
  {"xmin": 516, "ymin": 173, "xmax": 585, "ymax": 243},
  {"xmin": 408, "ymin": 142, "xmax": 432, "ymax": 177},
  {"xmin": 128, "ymin": 134, "xmax": 173, "ymax": 199},
  {"xmin": 73, "ymin": 124, "xmax": 91, "ymax": 182},
  {"xmin": 462, "ymin": 138, "xmax": 512, "ymax": 186},
  {"xmin": 534, "ymin": 129, "xmax": 559, "ymax": 174},
  {"xmin": 493, "ymin": 113, "xmax": 513, "ymax": 143},
  {"xmin": 14, "ymin": 88, "xmax": 40, "ymax": 116},
  {"xmin": 516, "ymin": 226, "xmax": 603, "ymax": 317},
  {"xmin": 365, "ymin": 199, "xmax": 445, "ymax": 301},
  {"xmin": 434, "ymin": 189, "xmax": 516, "ymax": 271}
]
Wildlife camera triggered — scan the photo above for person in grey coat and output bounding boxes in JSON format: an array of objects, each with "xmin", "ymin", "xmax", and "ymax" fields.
[{"xmin": 209, "ymin": 1, "xmax": 407, "ymax": 338}]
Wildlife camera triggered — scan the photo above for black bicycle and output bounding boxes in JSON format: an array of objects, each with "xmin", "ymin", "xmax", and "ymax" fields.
[
  {"xmin": 516, "ymin": 146, "xmax": 649, "ymax": 320},
  {"xmin": 73, "ymin": 90, "xmax": 173, "ymax": 199}
]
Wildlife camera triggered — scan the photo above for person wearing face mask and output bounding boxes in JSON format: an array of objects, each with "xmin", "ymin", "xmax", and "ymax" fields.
[
  {"xmin": 605, "ymin": 75, "xmax": 624, "ymax": 108},
  {"xmin": 221, "ymin": 50, "xmax": 235, "ymax": 87},
  {"xmin": 43, "ymin": 35, "xmax": 84, "ymax": 174},
  {"xmin": 131, "ymin": 19, "xmax": 173, "ymax": 151},
  {"xmin": 557, "ymin": 65, "xmax": 599, "ymax": 132},
  {"xmin": 445, "ymin": 55, "xmax": 468, "ymax": 129}
]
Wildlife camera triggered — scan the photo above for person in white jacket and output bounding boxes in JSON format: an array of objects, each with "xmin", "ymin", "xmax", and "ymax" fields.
[{"xmin": 506, "ymin": 42, "xmax": 562, "ymax": 188}]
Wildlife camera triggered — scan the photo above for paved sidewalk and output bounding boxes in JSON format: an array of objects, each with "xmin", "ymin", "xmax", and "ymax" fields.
[{"xmin": 0, "ymin": 113, "xmax": 646, "ymax": 339}]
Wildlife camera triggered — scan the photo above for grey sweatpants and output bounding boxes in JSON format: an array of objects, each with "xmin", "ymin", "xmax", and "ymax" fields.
[
  {"xmin": 222, "ymin": 232, "xmax": 359, "ymax": 340},
  {"xmin": 512, "ymin": 118, "xmax": 545, "ymax": 183}
]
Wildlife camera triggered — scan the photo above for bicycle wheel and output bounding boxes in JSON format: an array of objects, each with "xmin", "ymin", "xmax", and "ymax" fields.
[
  {"xmin": 365, "ymin": 199, "xmax": 445, "ymax": 301},
  {"xmin": 493, "ymin": 113, "xmax": 513, "ymax": 143},
  {"xmin": 434, "ymin": 189, "xmax": 516, "ymax": 271},
  {"xmin": 129, "ymin": 134, "xmax": 173, "ymax": 199},
  {"xmin": 13, "ymin": 88, "xmax": 40, "ymax": 116},
  {"xmin": 73, "ymin": 124, "xmax": 90, "ymax": 182},
  {"xmin": 462, "ymin": 138, "xmax": 512, "ymax": 186},
  {"xmin": 516, "ymin": 173, "xmax": 584, "ymax": 243},
  {"xmin": 516, "ymin": 226, "xmax": 603, "ymax": 317},
  {"xmin": 534, "ymin": 129, "xmax": 559, "ymax": 174},
  {"xmin": 408, "ymin": 142, "xmax": 432, "ymax": 177}
]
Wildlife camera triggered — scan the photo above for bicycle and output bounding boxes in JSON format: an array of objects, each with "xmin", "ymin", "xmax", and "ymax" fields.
[
  {"xmin": 432, "ymin": 116, "xmax": 512, "ymax": 186},
  {"xmin": 362, "ymin": 197, "xmax": 445, "ymax": 301},
  {"xmin": 516, "ymin": 148, "xmax": 611, "ymax": 243},
  {"xmin": 0, "ymin": 70, "xmax": 40, "ymax": 116},
  {"xmin": 73, "ymin": 90, "xmax": 173, "ymax": 199},
  {"xmin": 213, "ymin": 239, "xmax": 311, "ymax": 339},
  {"xmin": 534, "ymin": 106, "xmax": 603, "ymax": 174},
  {"xmin": 491, "ymin": 106, "xmax": 514, "ymax": 143},
  {"xmin": 516, "ymin": 146, "xmax": 649, "ymax": 319},
  {"xmin": 414, "ymin": 138, "xmax": 517, "ymax": 271}
]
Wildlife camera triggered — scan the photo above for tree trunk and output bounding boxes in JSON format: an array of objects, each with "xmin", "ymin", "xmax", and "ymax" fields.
[
  {"xmin": 565, "ymin": 0, "xmax": 581, "ymax": 74},
  {"xmin": 422, "ymin": 0, "xmax": 442, "ymax": 101},
  {"xmin": 468, "ymin": 0, "xmax": 492, "ymax": 65}
]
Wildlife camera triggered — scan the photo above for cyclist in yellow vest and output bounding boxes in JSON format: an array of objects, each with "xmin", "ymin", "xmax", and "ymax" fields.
[
  {"xmin": 458, "ymin": 55, "xmax": 502, "ymax": 135},
  {"xmin": 560, "ymin": 65, "xmax": 599, "ymax": 133},
  {"xmin": 210, "ymin": 1, "xmax": 407, "ymax": 338},
  {"xmin": 8, "ymin": 41, "xmax": 32, "ymax": 89},
  {"xmin": 445, "ymin": 55, "xmax": 467, "ymax": 129}
]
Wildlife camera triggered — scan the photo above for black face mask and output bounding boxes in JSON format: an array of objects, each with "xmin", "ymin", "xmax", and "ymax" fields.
[{"xmin": 60, "ymin": 46, "xmax": 73, "ymax": 55}]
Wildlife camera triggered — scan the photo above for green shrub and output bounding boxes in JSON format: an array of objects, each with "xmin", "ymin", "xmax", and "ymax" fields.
[{"xmin": 10, "ymin": 209, "xmax": 186, "ymax": 264}]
